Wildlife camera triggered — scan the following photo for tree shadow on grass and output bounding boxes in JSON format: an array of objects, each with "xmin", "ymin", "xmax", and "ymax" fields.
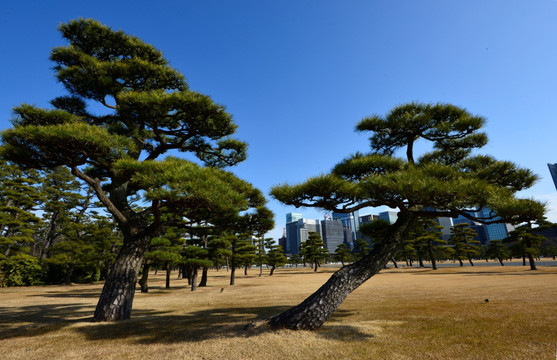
[
  {"xmin": 0, "ymin": 303, "xmax": 94, "ymax": 340},
  {"xmin": 76, "ymin": 307, "xmax": 374, "ymax": 344},
  {"xmin": 1, "ymin": 299, "xmax": 376, "ymax": 343}
]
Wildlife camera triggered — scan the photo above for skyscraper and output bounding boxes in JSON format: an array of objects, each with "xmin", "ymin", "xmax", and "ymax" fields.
[
  {"xmin": 285, "ymin": 218, "xmax": 322, "ymax": 255},
  {"xmin": 379, "ymin": 210, "xmax": 398, "ymax": 224},
  {"xmin": 320, "ymin": 219, "xmax": 345, "ymax": 253}
]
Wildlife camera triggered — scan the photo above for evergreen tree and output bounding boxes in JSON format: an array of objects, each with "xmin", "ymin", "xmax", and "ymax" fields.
[
  {"xmin": 334, "ymin": 243, "xmax": 352, "ymax": 266},
  {"xmin": 412, "ymin": 219, "xmax": 449, "ymax": 270},
  {"xmin": 352, "ymin": 238, "xmax": 371, "ymax": 261},
  {"xmin": 1, "ymin": 19, "xmax": 271, "ymax": 321},
  {"xmin": 265, "ymin": 239, "xmax": 287, "ymax": 276},
  {"xmin": 504, "ymin": 221, "xmax": 546, "ymax": 270},
  {"xmin": 300, "ymin": 232, "xmax": 329, "ymax": 272},
  {"xmin": 485, "ymin": 240, "xmax": 510, "ymax": 266},
  {"xmin": 0, "ymin": 160, "xmax": 43, "ymax": 260},
  {"xmin": 268, "ymin": 102, "xmax": 545, "ymax": 330},
  {"xmin": 448, "ymin": 223, "xmax": 480, "ymax": 266}
]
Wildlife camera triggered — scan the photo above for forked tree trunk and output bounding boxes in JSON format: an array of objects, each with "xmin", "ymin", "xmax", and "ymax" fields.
[
  {"xmin": 93, "ymin": 234, "xmax": 150, "ymax": 321},
  {"xmin": 267, "ymin": 215, "xmax": 415, "ymax": 330}
]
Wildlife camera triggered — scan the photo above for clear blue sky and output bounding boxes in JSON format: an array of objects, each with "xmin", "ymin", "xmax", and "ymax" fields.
[{"xmin": 2, "ymin": 0, "xmax": 557, "ymax": 240}]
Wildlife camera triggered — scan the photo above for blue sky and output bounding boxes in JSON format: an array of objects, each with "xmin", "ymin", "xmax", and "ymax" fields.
[{"xmin": 2, "ymin": 0, "xmax": 557, "ymax": 239}]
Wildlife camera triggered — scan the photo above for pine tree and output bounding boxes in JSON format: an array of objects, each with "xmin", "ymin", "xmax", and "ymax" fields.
[
  {"xmin": 485, "ymin": 240, "xmax": 510, "ymax": 266},
  {"xmin": 265, "ymin": 240, "xmax": 287, "ymax": 276},
  {"xmin": 334, "ymin": 243, "xmax": 352, "ymax": 266},
  {"xmin": 1, "ymin": 19, "xmax": 269, "ymax": 321},
  {"xmin": 449, "ymin": 223, "xmax": 480, "ymax": 266},
  {"xmin": 267, "ymin": 102, "xmax": 545, "ymax": 330}
]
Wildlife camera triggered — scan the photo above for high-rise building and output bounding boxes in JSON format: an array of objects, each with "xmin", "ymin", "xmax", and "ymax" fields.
[
  {"xmin": 286, "ymin": 212, "xmax": 303, "ymax": 224},
  {"xmin": 548, "ymin": 163, "xmax": 557, "ymax": 191},
  {"xmin": 285, "ymin": 218, "xmax": 322, "ymax": 255},
  {"xmin": 474, "ymin": 207, "xmax": 511, "ymax": 243},
  {"xmin": 320, "ymin": 219, "xmax": 345, "ymax": 253},
  {"xmin": 333, "ymin": 211, "xmax": 360, "ymax": 246},
  {"xmin": 379, "ymin": 210, "xmax": 398, "ymax": 224}
]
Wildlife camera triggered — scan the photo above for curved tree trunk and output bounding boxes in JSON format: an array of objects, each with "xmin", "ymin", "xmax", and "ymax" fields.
[
  {"xmin": 93, "ymin": 234, "xmax": 150, "ymax": 321},
  {"xmin": 467, "ymin": 256, "xmax": 475, "ymax": 266},
  {"xmin": 267, "ymin": 214, "xmax": 415, "ymax": 330},
  {"xmin": 498, "ymin": 257, "xmax": 505, "ymax": 266},
  {"xmin": 269, "ymin": 265, "xmax": 276, "ymax": 276}
]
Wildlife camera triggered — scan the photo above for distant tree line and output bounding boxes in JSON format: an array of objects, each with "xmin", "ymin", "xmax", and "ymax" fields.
[{"xmin": 328, "ymin": 219, "xmax": 557, "ymax": 270}]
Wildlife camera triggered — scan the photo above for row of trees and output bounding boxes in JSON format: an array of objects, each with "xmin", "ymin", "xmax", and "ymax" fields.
[
  {"xmin": 0, "ymin": 159, "xmax": 289, "ymax": 288},
  {"xmin": 333, "ymin": 220, "xmax": 555, "ymax": 270}
]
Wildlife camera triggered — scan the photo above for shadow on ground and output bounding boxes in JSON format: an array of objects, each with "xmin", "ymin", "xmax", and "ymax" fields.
[{"xmin": 0, "ymin": 300, "xmax": 374, "ymax": 343}]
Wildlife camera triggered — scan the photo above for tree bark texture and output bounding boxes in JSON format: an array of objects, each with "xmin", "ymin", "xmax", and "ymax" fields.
[
  {"xmin": 268, "ymin": 214, "xmax": 416, "ymax": 330},
  {"xmin": 93, "ymin": 234, "xmax": 150, "ymax": 321}
]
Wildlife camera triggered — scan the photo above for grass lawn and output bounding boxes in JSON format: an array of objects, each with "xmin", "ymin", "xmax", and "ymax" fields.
[{"xmin": 1, "ymin": 262, "xmax": 556, "ymax": 359}]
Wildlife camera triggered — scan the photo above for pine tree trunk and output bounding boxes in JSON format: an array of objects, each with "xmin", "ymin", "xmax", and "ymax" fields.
[
  {"xmin": 498, "ymin": 257, "xmax": 504, "ymax": 266},
  {"xmin": 468, "ymin": 256, "xmax": 475, "ymax": 266},
  {"xmin": 199, "ymin": 267, "xmax": 208, "ymax": 287},
  {"xmin": 191, "ymin": 268, "xmax": 198, "ymax": 291},
  {"xmin": 138, "ymin": 262, "xmax": 151, "ymax": 293},
  {"xmin": 93, "ymin": 234, "xmax": 149, "ymax": 322},
  {"xmin": 527, "ymin": 253, "xmax": 537, "ymax": 270},
  {"xmin": 230, "ymin": 267, "xmax": 236, "ymax": 285},
  {"xmin": 270, "ymin": 265, "xmax": 276, "ymax": 276},
  {"xmin": 428, "ymin": 243, "xmax": 437, "ymax": 270},
  {"xmin": 267, "ymin": 214, "xmax": 415, "ymax": 330},
  {"xmin": 165, "ymin": 265, "xmax": 171, "ymax": 289}
]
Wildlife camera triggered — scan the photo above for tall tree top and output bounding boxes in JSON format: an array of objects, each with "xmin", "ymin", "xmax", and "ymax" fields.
[
  {"xmin": 3, "ymin": 18, "xmax": 246, "ymax": 172},
  {"xmin": 272, "ymin": 102, "xmax": 545, "ymax": 225}
]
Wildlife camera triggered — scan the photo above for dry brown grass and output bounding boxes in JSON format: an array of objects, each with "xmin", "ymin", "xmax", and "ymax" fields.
[{"xmin": 1, "ymin": 263, "xmax": 556, "ymax": 360}]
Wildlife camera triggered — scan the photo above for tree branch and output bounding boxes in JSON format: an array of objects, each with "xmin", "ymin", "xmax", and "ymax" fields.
[{"xmin": 70, "ymin": 166, "xmax": 128, "ymax": 226}]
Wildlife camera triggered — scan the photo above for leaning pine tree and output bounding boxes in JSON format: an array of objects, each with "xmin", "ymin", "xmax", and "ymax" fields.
[
  {"xmin": 1, "ymin": 19, "xmax": 272, "ymax": 321},
  {"xmin": 266, "ymin": 102, "xmax": 545, "ymax": 330}
]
